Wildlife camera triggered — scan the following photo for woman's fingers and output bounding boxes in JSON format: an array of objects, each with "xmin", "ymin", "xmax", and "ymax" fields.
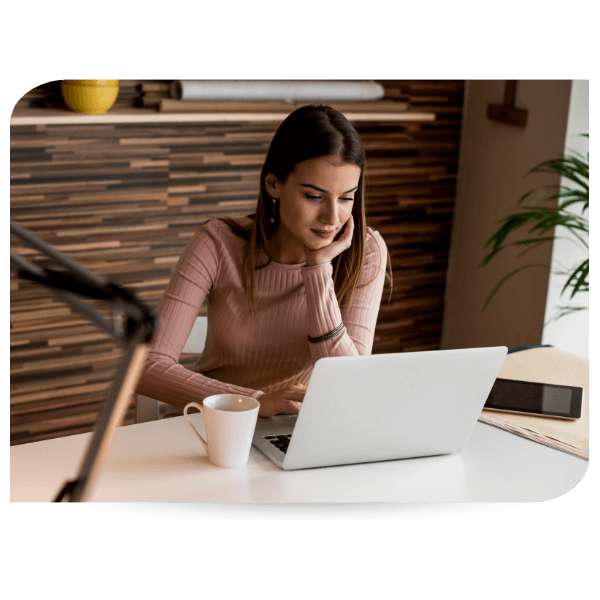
[
  {"xmin": 286, "ymin": 384, "xmax": 307, "ymax": 400},
  {"xmin": 286, "ymin": 401, "xmax": 302, "ymax": 415},
  {"xmin": 304, "ymin": 214, "xmax": 354, "ymax": 266},
  {"xmin": 257, "ymin": 384, "xmax": 307, "ymax": 417}
]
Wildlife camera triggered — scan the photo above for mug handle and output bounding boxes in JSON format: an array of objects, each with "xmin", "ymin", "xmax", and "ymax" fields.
[{"xmin": 184, "ymin": 402, "xmax": 209, "ymax": 453}]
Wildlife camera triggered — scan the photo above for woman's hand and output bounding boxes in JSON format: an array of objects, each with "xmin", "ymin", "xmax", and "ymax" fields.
[
  {"xmin": 257, "ymin": 384, "xmax": 307, "ymax": 417},
  {"xmin": 304, "ymin": 214, "xmax": 354, "ymax": 267}
]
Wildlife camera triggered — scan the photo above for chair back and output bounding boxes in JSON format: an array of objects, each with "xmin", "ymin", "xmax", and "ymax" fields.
[
  {"xmin": 135, "ymin": 316, "xmax": 208, "ymax": 423},
  {"xmin": 182, "ymin": 316, "xmax": 208, "ymax": 354}
]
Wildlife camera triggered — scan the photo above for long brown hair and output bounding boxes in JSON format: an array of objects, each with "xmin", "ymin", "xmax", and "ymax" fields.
[{"xmin": 221, "ymin": 104, "xmax": 391, "ymax": 318}]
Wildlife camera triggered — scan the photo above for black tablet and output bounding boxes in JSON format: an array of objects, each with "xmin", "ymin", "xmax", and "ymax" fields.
[{"xmin": 484, "ymin": 377, "xmax": 583, "ymax": 420}]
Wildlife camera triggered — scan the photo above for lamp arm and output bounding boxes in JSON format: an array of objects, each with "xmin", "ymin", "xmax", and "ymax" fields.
[{"xmin": 10, "ymin": 220, "xmax": 158, "ymax": 501}]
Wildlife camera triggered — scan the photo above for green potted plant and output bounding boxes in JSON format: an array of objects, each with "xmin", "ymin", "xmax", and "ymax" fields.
[{"xmin": 480, "ymin": 134, "xmax": 588, "ymax": 322}]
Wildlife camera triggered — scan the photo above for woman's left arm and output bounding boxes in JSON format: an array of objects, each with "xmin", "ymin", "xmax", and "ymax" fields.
[{"xmin": 301, "ymin": 229, "xmax": 388, "ymax": 359}]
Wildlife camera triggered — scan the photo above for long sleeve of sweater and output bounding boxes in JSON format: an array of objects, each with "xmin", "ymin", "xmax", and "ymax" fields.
[
  {"xmin": 301, "ymin": 229, "xmax": 387, "ymax": 359},
  {"xmin": 135, "ymin": 220, "xmax": 388, "ymax": 407}
]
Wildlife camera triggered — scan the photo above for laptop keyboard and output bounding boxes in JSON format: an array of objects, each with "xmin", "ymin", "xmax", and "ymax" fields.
[{"xmin": 264, "ymin": 434, "xmax": 292, "ymax": 454}]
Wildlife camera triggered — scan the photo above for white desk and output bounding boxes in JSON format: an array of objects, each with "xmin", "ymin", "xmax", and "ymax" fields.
[
  {"xmin": 11, "ymin": 346, "xmax": 589, "ymax": 502},
  {"xmin": 10, "ymin": 414, "xmax": 587, "ymax": 503}
]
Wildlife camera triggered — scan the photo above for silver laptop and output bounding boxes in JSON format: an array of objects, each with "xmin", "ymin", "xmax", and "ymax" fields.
[{"xmin": 252, "ymin": 346, "xmax": 508, "ymax": 470}]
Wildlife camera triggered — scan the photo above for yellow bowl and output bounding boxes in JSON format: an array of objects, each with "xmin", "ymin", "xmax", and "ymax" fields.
[{"xmin": 60, "ymin": 80, "xmax": 119, "ymax": 114}]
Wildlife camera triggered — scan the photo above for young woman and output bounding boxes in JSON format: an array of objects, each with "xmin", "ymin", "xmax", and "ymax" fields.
[{"xmin": 136, "ymin": 104, "xmax": 391, "ymax": 417}]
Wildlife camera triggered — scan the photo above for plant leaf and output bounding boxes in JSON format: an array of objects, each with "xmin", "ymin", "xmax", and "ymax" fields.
[
  {"xmin": 559, "ymin": 259, "xmax": 589, "ymax": 299},
  {"xmin": 517, "ymin": 189, "xmax": 538, "ymax": 205},
  {"xmin": 528, "ymin": 156, "xmax": 588, "ymax": 191},
  {"xmin": 481, "ymin": 213, "xmax": 532, "ymax": 266},
  {"xmin": 571, "ymin": 261, "xmax": 589, "ymax": 299},
  {"xmin": 513, "ymin": 236, "xmax": 557, "ymax": 246},
  {"xmin": 513, "ymin": 237, "xmax": 556, "ymax": 259},
  {"xmin": 482, "ymin": 136, "xmax": 588, "ymax": 309},
  {"xmin": 545, "ymin": 305, "xmax": 588, "ymax": 325},
  {"xmin": 481, "ymin": 264, "xmax": 545, "ymax": 312},
  {"xmin": 557, "ymin": 192, "xmax": 589, "ymax": 214}
]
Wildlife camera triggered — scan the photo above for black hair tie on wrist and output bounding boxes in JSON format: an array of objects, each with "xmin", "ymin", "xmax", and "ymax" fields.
[{"xmin": 308, "ymin": 322, "xmax": 345, "ymax": 344}]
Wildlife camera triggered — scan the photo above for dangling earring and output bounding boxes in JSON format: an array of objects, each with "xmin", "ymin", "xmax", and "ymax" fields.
[{"xmin": 271, "ymin": 198, "xmax": 276, "ymax": 223}]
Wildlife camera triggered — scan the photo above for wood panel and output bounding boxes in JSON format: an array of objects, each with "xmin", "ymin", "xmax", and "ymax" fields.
[
  {"xmin": 14, "ymin": 79, "xmax": 144, "ymax": 111},
  {"xmin": 10, "ymin": 80, "xmax": 465, "ymax": 445}
]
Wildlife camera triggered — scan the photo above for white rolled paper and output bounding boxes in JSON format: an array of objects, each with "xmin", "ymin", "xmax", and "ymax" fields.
[{"xmin": 171, "ymin": 80, "xmax": 385, "ymax": 102}]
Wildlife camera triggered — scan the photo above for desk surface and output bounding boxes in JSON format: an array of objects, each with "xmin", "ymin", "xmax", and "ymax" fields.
[
  {"xmin": 11, "ymin": 346, "xmax": 589, "ymax": 503},
  {"xmin": 10, "ymin": 415, "xmax": 587, "ymax": 503}
]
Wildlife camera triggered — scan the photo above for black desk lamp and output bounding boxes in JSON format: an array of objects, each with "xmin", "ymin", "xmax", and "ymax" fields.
[{"xmin": 10, "ymin": 220, "xmax": 158, "ymax": 501}]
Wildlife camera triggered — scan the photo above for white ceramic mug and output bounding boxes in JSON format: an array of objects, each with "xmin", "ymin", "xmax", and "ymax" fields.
[{"xmin": 184, "ymin": 394, "xmax": 260, "ymax": 468}]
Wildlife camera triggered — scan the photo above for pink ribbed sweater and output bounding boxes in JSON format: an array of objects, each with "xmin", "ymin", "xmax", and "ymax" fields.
[{"xmin": 135, "ymin": 218, "xmax": 387, "ymax": 407}]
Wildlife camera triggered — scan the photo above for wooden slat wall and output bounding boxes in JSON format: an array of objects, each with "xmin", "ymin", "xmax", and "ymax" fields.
[
  {"xmin": 14, "ymin": 79, "xmax": 145, "ymax": 111},
  {"xmin": 10, "ymin": 80, "xmax": 464, "ymax": 445}
]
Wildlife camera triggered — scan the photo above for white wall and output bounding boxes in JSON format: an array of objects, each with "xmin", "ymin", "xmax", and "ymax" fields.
[{"xmin": 541, "ymin": 81, "xmax": 589, "ymax": 358}]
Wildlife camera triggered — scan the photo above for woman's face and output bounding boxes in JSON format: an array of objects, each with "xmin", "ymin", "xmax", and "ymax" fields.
[{"xmin": 266, "ymin": 156, "xmax": 361, "ymax": 264}]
